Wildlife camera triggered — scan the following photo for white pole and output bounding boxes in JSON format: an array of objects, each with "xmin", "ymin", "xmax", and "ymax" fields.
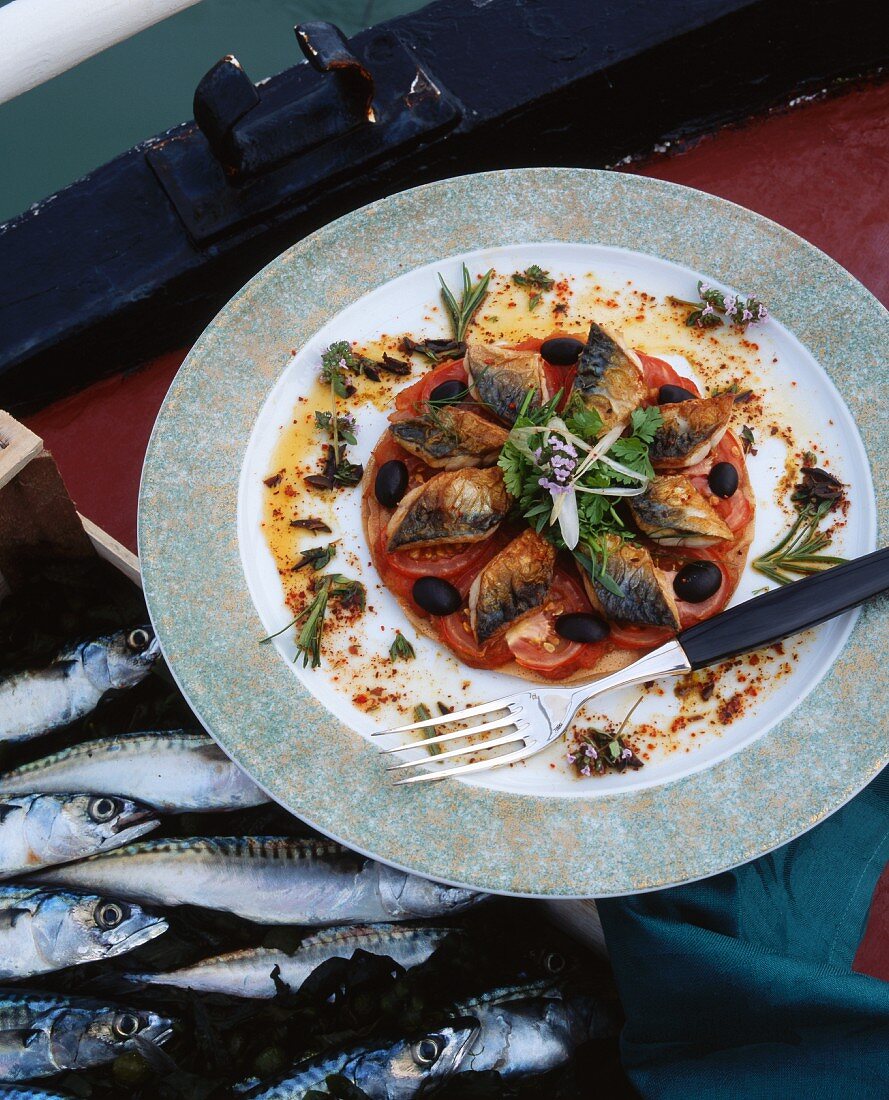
[{"xmin": 0, "ymin": 0, "xmax": 204, "ymax": 105}]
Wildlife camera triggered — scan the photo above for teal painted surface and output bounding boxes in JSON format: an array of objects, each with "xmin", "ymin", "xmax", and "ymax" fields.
[
  {"xmin": 138, "ymin": 167, "xmax": 889, "ymax": 897},
  {"xmin": 0, "ymin": 0, "xmax": 423, "ymax": 222}
]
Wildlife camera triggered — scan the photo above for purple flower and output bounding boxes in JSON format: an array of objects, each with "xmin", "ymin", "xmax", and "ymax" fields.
[
  {"xmin": 621, "ymin": 747, "xmax": 632, "ymax": 760},
  {"xmin": 580, "ymin": 765, "xmax": 591, "ymax": 777},
  {"xmin": 566, "ymin": 753, "xmax": 576, "ymax": 764}
]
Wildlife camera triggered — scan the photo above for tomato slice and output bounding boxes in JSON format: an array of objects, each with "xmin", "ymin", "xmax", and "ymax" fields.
[
  {"xmin": 608, "ymin": 622, "xmax": 675, "ymax": 649},
  {"xmin": 395, "ymin": 360, "xmax": 467, "ymax": 414},
  {"xmin": 688, "ymin": 433, "xmax": 753, "ymax": 534},
  {"xmin": 439, "ymin": 608, "xmax": 512, "ymax": 669},
  {"xmin": 636, "ymin": 352, "xmax": 700, "ymax": 400},
  {"xmin": 504, "ymin": 571, "xmax": 597, "ymax": 676},
  {"xmin": 384, "ymin": 533, "xmax": 500, "ymax": 581}
]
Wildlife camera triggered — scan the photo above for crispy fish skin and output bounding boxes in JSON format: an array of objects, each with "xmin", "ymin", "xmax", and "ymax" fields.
[
  {"xmin": 468, "ymin": 529, "xmax": 557, "ymax": 644},
  {"xmin": 628, "ymin": 475, "xmax": 733, "ymax": 546},
  {"xmin": 386, "ymin": 467, "xmax": 510, "ymax": 551},
  {"xmin": 580, "ymin": 536, "xmax": 680, "ymax": 629},
  {"xmin": 465, "ymin": 341, "xmax": 549, "ymax": 425},
  {"xmin": 0, "ymin": 885, "xmax": 167, "ymax": 980},
  {"xmin": 0, "ymin": 794, "xmax": 158, "ymax": 880},
  {"xmin": 573, "ymin": 322, "xmax": 646, "ymax": 428},
  {"xmin": 649, "ymin": 394, "xmax": 734, "ymax": 469},
  {"xmin": 0, "ymin": 991, "xmax": 172, "ymax": 1082},
  {"xmin": 388, "ymin": 408, "xmax": 508, "ymax": 469},
  {"xmin": 124, "ymin": 923, "xmax": 453, "ymax": 999},
  {"xmin": 30, "ymin": 837, "xmax": 485, "ymax": 926},
  {"xmin": 0, "ymin": 731, "xmax": 267, "ymax": 813},
  {"xmin": 0, "ymin": 627, "xmax": 160, "ymax": 744}
]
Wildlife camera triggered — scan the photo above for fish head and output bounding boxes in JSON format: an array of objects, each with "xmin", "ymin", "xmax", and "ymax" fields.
[
  {"xmin": 29, "ymin": 890, "xmax": 166, "ymax": 968},
  {"xmin": 56, "ymin": 794, "xmax": 159, "ymax": 853},
  {"xmin": 354, "ymin": 1019, "xmax": 479, "ymax": 1098},
  {"xmin": 63, "ymin": 893, "xmax": 168, "ymax": 961},
  {"xmin": 82, "ymin": 625, "xmax": 161, "ymax": 691},
  {"xmin": 377, "ymin": 864, "xmax": 485, "ymax": 920},
  {"xmin": 51, "ymin": 1005, "xmax": 174, "ymax": 1068}
]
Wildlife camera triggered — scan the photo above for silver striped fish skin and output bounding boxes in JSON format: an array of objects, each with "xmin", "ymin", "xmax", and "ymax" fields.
[
  {"xmin": 242, "ymin": 1020, "xmax": 478, "ymax": 1099},
  {"xmin": 0, "ymin": 1087, "xmax": 74, "ymax": 1098},
  {"xmin": 0, "ymin": 731, "xmax": 267, "ymax": 813},
  {"xmin": 0, "ymin": 990, "xmax": 173, "ymax": 1082},
  {"xmin": 30, "ymin": 837, "xmax": 486, "ymax": 925},
  {"xmin": 0, "ymin": 794, "xmax": 158, "ymax": 880},
  {"xmin": 0, "ymin": 885, "xmax": 167, "ymax": 980},
  {"xmin": 0, "ymin": 627, "xmax": 160, "ymax": 744},
  {"xmin": 452, "ymin": 980, "xmax": 620, "ymax": 1079},
  {"xmin": 123, "ymin": 923, "xmax": 454, "ymax": 998}
]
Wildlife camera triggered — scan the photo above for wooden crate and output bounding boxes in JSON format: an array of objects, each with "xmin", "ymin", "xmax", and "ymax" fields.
[{"xmin": 0, "ymin": 409, "xmax": 139, "ymax": 594}]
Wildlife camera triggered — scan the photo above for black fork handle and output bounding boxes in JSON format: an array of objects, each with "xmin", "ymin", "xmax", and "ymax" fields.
[{"xmin": 678, "ymin": 547, "xmax": 889, "ymax": 670}]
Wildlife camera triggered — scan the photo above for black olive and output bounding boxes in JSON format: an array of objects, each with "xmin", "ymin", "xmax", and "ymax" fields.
[
  {"xmin": 374, "ymin": 460, "xmax": 409, "ymax": 508},
  {"xmin": 540, "ymin": 336, "xmax": 584, "ymax": 366},
  {"xmin": 555, "ymin": 612, "xmax": 610, "ymax": 643},
  {"xmin": 413, "ymin": 577, "xmax": 462, "ymax": 617},
  {"xmin": 708, "ymin": 461, "xmax": 739, "ymax": 498},
  {"xmin": 658, "ymin": 384, "xmax": 697, "ymax": 404},
  {"xmin": 428, "ymin": 379, "xmax": 465, "ymax": 405},
  {"xmin": 673, "ymin": 561, "xmax": 723, "ymax": 603}
]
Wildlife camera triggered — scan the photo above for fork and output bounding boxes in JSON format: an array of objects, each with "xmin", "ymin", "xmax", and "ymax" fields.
[{"xmin": 376, "ymin": 546, "xmax": 889, "ymax": 783}]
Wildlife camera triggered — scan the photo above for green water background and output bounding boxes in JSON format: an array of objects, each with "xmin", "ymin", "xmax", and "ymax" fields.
[{"xmin": 0, "ymin": 0, "xmax": 421, "ymax": 222}]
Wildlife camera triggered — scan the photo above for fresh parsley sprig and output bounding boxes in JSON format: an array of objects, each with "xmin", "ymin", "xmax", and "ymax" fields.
[
  {"xmin": 389, "ymin": 631, "xmax": 416, "ymax": 662},
  {"xmin": 438, "ymin": 264, "xmax": 493, "ymax": 342},
  {"xmin": 512, "ymin": 265, "xmax": 555, "ymax": 311}
]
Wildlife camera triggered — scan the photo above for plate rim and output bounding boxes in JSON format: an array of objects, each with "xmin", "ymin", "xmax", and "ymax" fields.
[{"xmin": 139, "ymin": 167, "xmax": 889, "ymax": 897}]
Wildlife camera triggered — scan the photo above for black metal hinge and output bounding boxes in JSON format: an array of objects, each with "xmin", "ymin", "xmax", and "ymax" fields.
[{"xmin": 148, "ymin": 22, "xmax": 461, "ymax": 246}]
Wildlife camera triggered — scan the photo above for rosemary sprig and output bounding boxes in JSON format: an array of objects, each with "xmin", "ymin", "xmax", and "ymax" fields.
[
  {"xmin": 259, "ymin": 573, "xmax": 365, "ymax": 669},
  {"xmin": 438, "ymin": 263, "xmax": 493, "ymax": 342},
  {"xmin": 389, "ymin": 631, "xmax": 416, "ymax": 662},
  {"xmin": 753, "ymin": 467, "xmax": 847, "ymax": 585},
  {"xmin": 412, "ymin": 704, "xmax": 441, "ymax": 756}
]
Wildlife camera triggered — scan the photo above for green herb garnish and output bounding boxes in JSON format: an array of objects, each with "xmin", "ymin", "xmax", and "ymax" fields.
[
  {"xmin": 260, "ymin": 573, "xmax": 365, "ymax": 669},
  {"xmin": 293, "ymin": 544, "xmax": 337, "ymax": 572},
  {"xmin": 320, "ymin": 341, "xmax": 358, "ymax": 397},
  {"xmin": 570, "ymin": 694, "xmax": 644, "ymax": 776},
  {"xmin": 389, "ymin": 632, "xmax": 416, "ymax": 662},
  {"xmin": 512, "ymin": 265, "xmax": 554, "ymax": 312},
  {"xmin": 679, "ymin": 281, "xmax": 769, "ymax": 329},
  {"xmin": 438, "ymin": 264, "xmax": 493, "ymax": 342},
  {"xmin": 753, "ymin": 467, "xmax": 846, "ymax": 585},
  {"xmin": 412, "ymin": 704, "xmax": 441, "ymax": 755},
  {"xmin": 314, "ymin": 410, "xmax": 357, "ymax": 446}
]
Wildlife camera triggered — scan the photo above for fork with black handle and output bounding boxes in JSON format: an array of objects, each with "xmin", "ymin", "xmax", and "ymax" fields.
[{"xmin": 376, "ymin": 547, "xmax": 889, "ymax": 783}]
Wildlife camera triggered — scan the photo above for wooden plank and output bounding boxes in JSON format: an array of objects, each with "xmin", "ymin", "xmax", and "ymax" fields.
[
  {"xmin": 0, "ymin": 410, "xmax": 42, "ymax": 490},
  {"xmin": 79, "ymin": 513, "xmax": 142, "ymax": 588}
]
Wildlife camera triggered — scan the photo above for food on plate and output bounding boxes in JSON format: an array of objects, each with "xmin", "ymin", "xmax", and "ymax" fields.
[
  {"xmin": 469, "ymin": 529, "xmax": 557, "ymax": 643},
  {"xmin": 648, "ymin": 394, "xmax": 734, "ymax": 469},
  {"xmin": 389, "ymin": 406, "xmax": 508, "ymax": 469},
  {"xmin": 628, "ymin": 475, "xmax": 733, "ymax": 546},
  {"xmin": 466, "ymin": 341, "xmax": 550, "ymax": 425},
  {"xmin": 385, "ymin": 466, "xmax": 511, "ymax": 551},
  {"xmin": 572, "ymin": 321, "xmax": 646, "ymax": 428},
  {"xmin": 580, "ymin": 535, "xmax": 680, "ymax": 631}
]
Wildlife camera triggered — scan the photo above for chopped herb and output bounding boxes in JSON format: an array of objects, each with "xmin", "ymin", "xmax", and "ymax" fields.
[
  {"xmin": 320, "ymin": 341, "xmax": 359, "ymax": 398},
  {"xmin": 334, "ymin": 458, "xmax": 364, "ymax": 488},
  {"xmin": 753, "ymin": 466, "xmax": 847, "ymax": 585},
  {"xmin": 438, "ymin": 264, "xmax": 493, "ymax": 342},
  {"xmin": 293, "ymin": 544, "xmax": 337, "ymax": 572},
  {"xmin": 683, "ymin": 281, "xmax": 769, "ymax": 330},
  {"xmin": 437, "ymin": 701, "xmax": 453, "ymax": 715},
  {"xmin": 314, "ymin": 410, "xmax": 358, "ymax": 446},
  {"xmin": 263, "ymin": 472, "xmax": 283, "ymax": 488},
  {"xmin": 412, "ymin": 703, "xmax": 441, "ymax": 755},
  {"xmin": 389, "ymin": 631, "xmax": 416, "ymax": 662},
  {"xmin": 740, "ymin": 425, "xmax": 756, "ymax": 454},
  {"xmin": 400, "ymin": 336, "xmax": 466, "ymax": 363},
  {"xmin": 290, "ymin": 517, "xmax": 332, "ymax": 533},
  {"xmin": 259, "ymin": 573, "xmax": 364, "ymax": 668},
  {"xmin": 512, "ymin": 265, "xmax": 554, "ymax": 312},
  {"xmin": 569, "ymin": 695, "xmax": 644, "ymax": 776}
]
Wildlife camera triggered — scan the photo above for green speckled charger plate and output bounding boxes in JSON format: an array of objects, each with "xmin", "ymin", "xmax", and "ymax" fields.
[{"xmin": 139, "ymin": 169, "xmax": 888, "ymax": 897}]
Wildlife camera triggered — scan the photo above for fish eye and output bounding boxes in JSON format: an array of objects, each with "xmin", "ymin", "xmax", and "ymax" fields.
[
  {"xmin": 411, "ymin": 1035, "xmax": 444, "ymax": 1067},
  {"xmin": 127, "ymin": 628, "xmax": 152, "ymax": 652},
  {"xmin": 113, "ymin": 1012, "xmax": 142, "ymax": 1039},
  {"xmin": 544, "ymin": 950, "xmax": 566, "ymax": 974},
  {"xmin": 95, "ymin": 900, "xmax": 129, "ymax": 929},
  {"xmin": 88, "ymin": 797, "xmax": 120, "ymax": 823}
]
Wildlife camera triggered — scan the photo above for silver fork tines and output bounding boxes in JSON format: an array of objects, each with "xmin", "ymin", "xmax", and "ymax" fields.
[{"xmin": 376, "ymin": 640, "xmax": 692, "ymax": 784}]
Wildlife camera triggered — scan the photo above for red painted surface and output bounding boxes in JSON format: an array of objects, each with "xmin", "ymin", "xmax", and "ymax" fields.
[{"xmin": 20, "ymin": 78, "xmax": 889, "ymax": 979}]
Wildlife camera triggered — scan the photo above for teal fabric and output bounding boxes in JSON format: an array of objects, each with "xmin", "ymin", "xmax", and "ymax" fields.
[{"xmin": 598, "ymin": 766, "xmax": 889, "ymax": 1098}]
